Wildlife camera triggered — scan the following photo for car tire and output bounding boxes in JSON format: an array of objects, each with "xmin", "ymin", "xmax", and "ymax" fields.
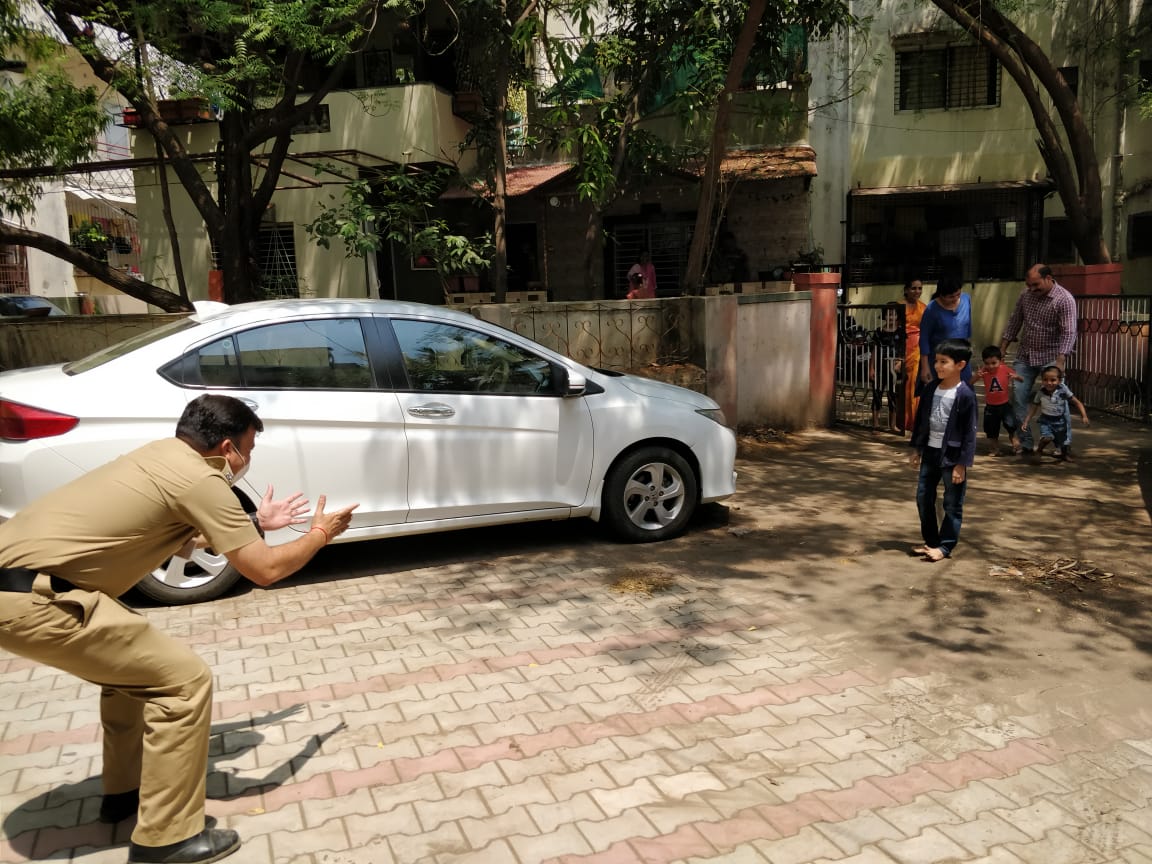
[
  {"xmin": 135, "ymin": 548, "xmax": 244, "ymax": 605},
  {"xmin": 135, "ymin": 486, "xmax": 254, "ymax": 605},
  {"xmin": 602, "ymin": 446, "xmax": 699, "ymax": 543}
]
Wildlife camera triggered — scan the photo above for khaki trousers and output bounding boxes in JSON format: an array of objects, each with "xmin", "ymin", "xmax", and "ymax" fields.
[{"xmin": 0, "ymin": 576, "xmax": 211, "ymax": 847}]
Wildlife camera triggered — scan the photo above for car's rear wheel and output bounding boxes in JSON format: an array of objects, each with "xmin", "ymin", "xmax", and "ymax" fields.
[
  {"xmin": 135, "ymin": 548, "xmax": 243, "ymax": 605},
  {"xmin": 602, "ymin": 446, "xmax": 698, "ymax": 542}
]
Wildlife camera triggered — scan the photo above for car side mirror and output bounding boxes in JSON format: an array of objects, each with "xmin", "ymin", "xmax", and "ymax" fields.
[{"xmin": 554, "ymin": 364, "xmax": 587, "ymax": 396}]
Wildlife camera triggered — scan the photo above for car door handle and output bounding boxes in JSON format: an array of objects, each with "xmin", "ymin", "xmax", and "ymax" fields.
[
  {"xmin": 241, "ymin": 398, "xmax": 259, "ymax": 412},
  {"xmin": 408, "ymin": 403, "xmax": 456, "ymax": 418}
]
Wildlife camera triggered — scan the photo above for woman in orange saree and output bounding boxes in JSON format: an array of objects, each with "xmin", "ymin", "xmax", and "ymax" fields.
[{"xmin": 902, "ymin": 278, "xmax": 927, "ymax": 432}]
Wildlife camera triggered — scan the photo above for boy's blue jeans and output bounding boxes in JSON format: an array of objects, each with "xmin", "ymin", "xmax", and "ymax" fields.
[
  {"xmin": 916, "ymin": 447, "xmax": 967, "ymax": 557},
  {"xmin": 1037, "ymin": 415, "xmax": 1069, "ymax": 451}
]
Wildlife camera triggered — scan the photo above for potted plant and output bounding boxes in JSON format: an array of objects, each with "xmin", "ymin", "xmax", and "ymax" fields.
[{"xmin": 70, "ymin": 220, "xmax": 112, "ymax": 261}]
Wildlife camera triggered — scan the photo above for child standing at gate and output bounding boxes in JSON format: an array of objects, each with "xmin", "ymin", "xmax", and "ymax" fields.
[
  {"xmin": 909, "ymin": 338, "xmax": 977, "ymax": 562},
  {"xmin": 976, "ymin": 346, "xmax": 1024, "ymax": 456},
  {"xmin": 869, "ymin": 302, "xmax": 905, "ymax": 433},
  {"xmin": 1022, "ymin": 365, "xmax": 1090, "ymax": 461}
]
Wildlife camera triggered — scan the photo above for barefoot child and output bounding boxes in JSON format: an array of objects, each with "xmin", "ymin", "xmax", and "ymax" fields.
[
  {"xmin": 869, "ymin": 302, "xmax": 904, "ymax": 433},
  {"xmin": 1022, "ymin": 365, "xmax": 1089, "ymax": 461},
  {"xmin": 976, "ymin": 345, "xmax": 1024, "ymax": 456},
  {"xmin": 909, "ymin": 339, "xmax": 978, "ymax": 562}
]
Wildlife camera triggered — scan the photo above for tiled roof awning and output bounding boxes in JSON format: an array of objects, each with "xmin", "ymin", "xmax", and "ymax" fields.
[
  {"xmin": 679, "ymin": 146, "xmax": 818, "ymax": 182},
  {"xmin": 441, "ymin": 163, "xmax": 576, "ymax": 200},
  {"xmin": 850, "ymin": 179, "xmax": 1053, "ymax": 195},
  {"xmin": 722, "ymin": 146, "xmax": 817, "ymax": 180}
]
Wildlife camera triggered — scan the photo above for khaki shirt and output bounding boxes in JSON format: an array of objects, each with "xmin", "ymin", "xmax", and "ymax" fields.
[{"xmin": 0, "ymin": 438, "xmax": 260, "ymax": 597}]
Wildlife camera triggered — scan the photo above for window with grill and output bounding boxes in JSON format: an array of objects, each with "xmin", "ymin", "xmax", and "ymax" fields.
[
  {"xmin": 895, "ymin": 43, "xmax": 999, "ymax": 111},
  {"xmin": 607, "ymin": 222, "xmax": 692, "ymax": 298},
  {"xmin": 0, "ymin": 244, "xmax": 29, "ymax": 293},
  {"xmin": 210, "ymin": 223, "xmax": 299, "ymax": 298},
  {"xmin": 846, "ymin": 187, "xmax": 1043, "ymax": 284}
]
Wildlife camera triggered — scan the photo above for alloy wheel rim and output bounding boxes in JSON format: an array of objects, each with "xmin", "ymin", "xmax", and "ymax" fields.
[{"xmin": 622, "ymin": 461, "xmax": 685, "ymax": 530}]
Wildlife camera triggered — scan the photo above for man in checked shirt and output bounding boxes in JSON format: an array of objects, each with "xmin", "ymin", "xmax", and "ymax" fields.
[{"xmin": 999, "ymin": 263, "xmax": 1079, "ymax": 459}]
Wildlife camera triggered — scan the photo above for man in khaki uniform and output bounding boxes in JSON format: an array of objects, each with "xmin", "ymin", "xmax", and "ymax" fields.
[{"xmin": 0, "ymin": 395, "xmax": 356, "ymax": 864}]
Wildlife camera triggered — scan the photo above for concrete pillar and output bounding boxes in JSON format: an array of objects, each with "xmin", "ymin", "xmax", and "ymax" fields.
[
  {"xmin": 794, "ymin": 271, "xmax": 841, "ymax": 427},
  {"xmin": 696, "ymin": 295, "xmax": 739, "ymax": 427}
]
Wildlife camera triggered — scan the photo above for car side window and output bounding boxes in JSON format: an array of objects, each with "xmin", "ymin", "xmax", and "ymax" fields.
[
  {"xmin": 392, "ymin": 320, "xmax": 554, "ymax": 394},
  {"xmin": 159, "ymin": 334, "xmax": 241, "ymax": 387},
  {"xmin": 234, "ymin": 319, "xmax": 372, "ymax": 389},
  {"xmin": 163, "ymin": 319, "xmax": 374, "ymax": 389},
  {"xmin": 197, "ymin": 336, "xmax": 242, "ymax": 387}
]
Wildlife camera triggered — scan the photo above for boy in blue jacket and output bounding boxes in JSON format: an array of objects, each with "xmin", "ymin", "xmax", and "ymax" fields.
[{"xmin": 909, "ymin": 338, "xmax": 978, "ymax": 562}]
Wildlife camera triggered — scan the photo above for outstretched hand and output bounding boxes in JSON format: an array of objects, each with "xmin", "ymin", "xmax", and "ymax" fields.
[
  {"xmin": 310, "ymin": 495, "xmax": 359, "ymax": 543},
  {"xmin": 257, "ymin": 485, "xmax": 311, "ymax": 531}
]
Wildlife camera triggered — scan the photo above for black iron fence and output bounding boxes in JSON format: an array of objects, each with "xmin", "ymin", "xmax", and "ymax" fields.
[
  {"xmin": 837, "ymin": 294, "xmax": 1152, "ymax": 430},
  {"xmin": 835, "ymin": 303, "xmax": 908, "ymax": 432},
  {"xmin": 1066, "ymin": 293, "xmax": 1152, "ymax": 423}
]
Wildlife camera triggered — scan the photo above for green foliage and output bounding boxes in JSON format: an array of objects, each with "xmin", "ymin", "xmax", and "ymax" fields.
[
  {"xmin": 70, "ymin": 219, "xmax": 111, "ymax": 250},
  {"xmin": 63, "ymin": 0, "xmax": 411, "ymax": 113},
  {"xmin": 530, "ymin": 0, "xmax": 855, "ymax": 207},
  {"xmin": 306, "ymin": 172, "xmax": 492, "ymax": 278},
  {"xmin": 0, "ymin": 11, "xmax": 106, "ymax": 218}
]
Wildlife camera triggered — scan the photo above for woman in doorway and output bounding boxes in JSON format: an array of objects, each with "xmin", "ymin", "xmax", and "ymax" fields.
[{"xmin": 902, "ymin": 277, "xmax": 927, "ymax": 432}]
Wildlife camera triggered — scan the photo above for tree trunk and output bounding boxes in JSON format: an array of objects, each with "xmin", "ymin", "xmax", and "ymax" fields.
[
  {"xmin": 216, "ymin": 110, "xmax": 263, "ymax": 303},
  {"xmin": 581, "ymin": 87, "xmax": 645, "ymax": 298},
  {"xmin": 682, "ymin": 0, "xmax": 768, "ymax": 294},
  {"xmin": 492, "ymin": 50, "xmax": 510, "ymax": 302},
  {"xmin": 0, "ymin": 222, "xmax": 191, "ymax": 312},
  {"xmin": 583, "ymin": 213, "xmax": 603, "ymax": 299}
]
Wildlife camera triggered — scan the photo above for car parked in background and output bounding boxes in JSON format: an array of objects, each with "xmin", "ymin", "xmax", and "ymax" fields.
[
  {"xmin": 0, "ymin": 300, "xmax": 737, "ymax": 604},
  {"xmin": 0, "ymin": 294, "xmax": 66, "ymax": 318}
]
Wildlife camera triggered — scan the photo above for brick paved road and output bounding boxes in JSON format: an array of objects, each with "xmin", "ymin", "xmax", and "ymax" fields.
[{"xmin": 3, "ymin": 422, "xmax": 1152, "ymax": 863}]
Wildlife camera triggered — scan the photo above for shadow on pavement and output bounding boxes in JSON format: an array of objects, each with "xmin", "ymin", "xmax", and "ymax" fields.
[
  {"xmin": 1, "ymin": 706, "xmax": 337, "ymax": 859},
  {"xmin": 139, "ymin": 414, "xmax": 1152, "ymax": 707}
]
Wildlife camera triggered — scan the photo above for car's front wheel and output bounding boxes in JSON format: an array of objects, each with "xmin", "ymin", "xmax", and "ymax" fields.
[
  {"xmin": 602, "ymin": 446, "xmax": 699, "ymax": 542},
  {"xmin": 135, "ymin": 547, "xmax": 243, "ymax": 605}
]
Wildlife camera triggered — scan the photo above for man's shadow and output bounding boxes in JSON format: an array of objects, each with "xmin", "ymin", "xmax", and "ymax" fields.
[{"xmin": 2, "ymin": 705, "xmax": 342, "ymax": 860}]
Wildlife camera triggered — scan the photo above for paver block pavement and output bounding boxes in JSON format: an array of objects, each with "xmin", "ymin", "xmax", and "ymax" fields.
[{"xmin": 3, "ymin": 420, "xmax": 1152, "ymax": 863}]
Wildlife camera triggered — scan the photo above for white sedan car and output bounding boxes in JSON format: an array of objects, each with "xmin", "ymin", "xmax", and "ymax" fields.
[{"xmin": 0, "ymin": 299, "xmax": 736, "ymax": 604}]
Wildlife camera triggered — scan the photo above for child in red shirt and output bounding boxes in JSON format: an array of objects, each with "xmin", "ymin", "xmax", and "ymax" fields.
[{"xmin": 976, "ymin": 345, "xmax": 1024, "ymax": 456}]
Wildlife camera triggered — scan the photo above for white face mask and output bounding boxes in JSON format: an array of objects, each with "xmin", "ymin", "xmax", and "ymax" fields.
[{"xmin": 223, "ymin": 443, "xmax": 249, "ymax": 486}]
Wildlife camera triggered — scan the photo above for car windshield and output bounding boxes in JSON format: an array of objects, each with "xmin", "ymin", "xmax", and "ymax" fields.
[{"xmin": 64, "ymin": 316, "xmax": 199, "ymax": 374}]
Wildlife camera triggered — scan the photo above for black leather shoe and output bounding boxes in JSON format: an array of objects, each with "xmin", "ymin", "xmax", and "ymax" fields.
[
  {"xmin": 98, "ymin": 788, "xmax": 139, "ymax": 823},
  {"xmin": 127, "ymin": 828, "xmax": 241, "ymax": 864}
]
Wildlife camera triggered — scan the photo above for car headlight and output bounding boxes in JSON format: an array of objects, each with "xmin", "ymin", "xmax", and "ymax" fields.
[{"xmin": 696, "ymin": 407, "xmax": 729, "ymax": 427}]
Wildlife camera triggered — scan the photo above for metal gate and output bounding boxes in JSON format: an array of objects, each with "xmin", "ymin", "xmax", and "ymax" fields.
[
  {"xmin": 836, "ymin": 295, "xmax": 1152, "ymax": 429},
  {"xmin": 1067, "ymin": 294, "xmax": 1152, "ymax": 423},
  {"xmin": 835, "ymin": 303, "xmax": 908, "ymax": 432}
]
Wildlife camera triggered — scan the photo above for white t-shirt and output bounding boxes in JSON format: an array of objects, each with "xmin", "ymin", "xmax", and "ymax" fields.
[{"xmin": 927, "ymin": 386, "xmax": 958, "ymax": 448}]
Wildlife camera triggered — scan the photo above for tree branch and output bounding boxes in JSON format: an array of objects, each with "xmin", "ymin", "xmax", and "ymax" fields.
[
  {"xmin": 0, "ymin": 222, "xmax": 192, "ymax": 312},
  {"xmin": 43, "ymin": 4, "xmax": 226, "ymax": 235}
]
